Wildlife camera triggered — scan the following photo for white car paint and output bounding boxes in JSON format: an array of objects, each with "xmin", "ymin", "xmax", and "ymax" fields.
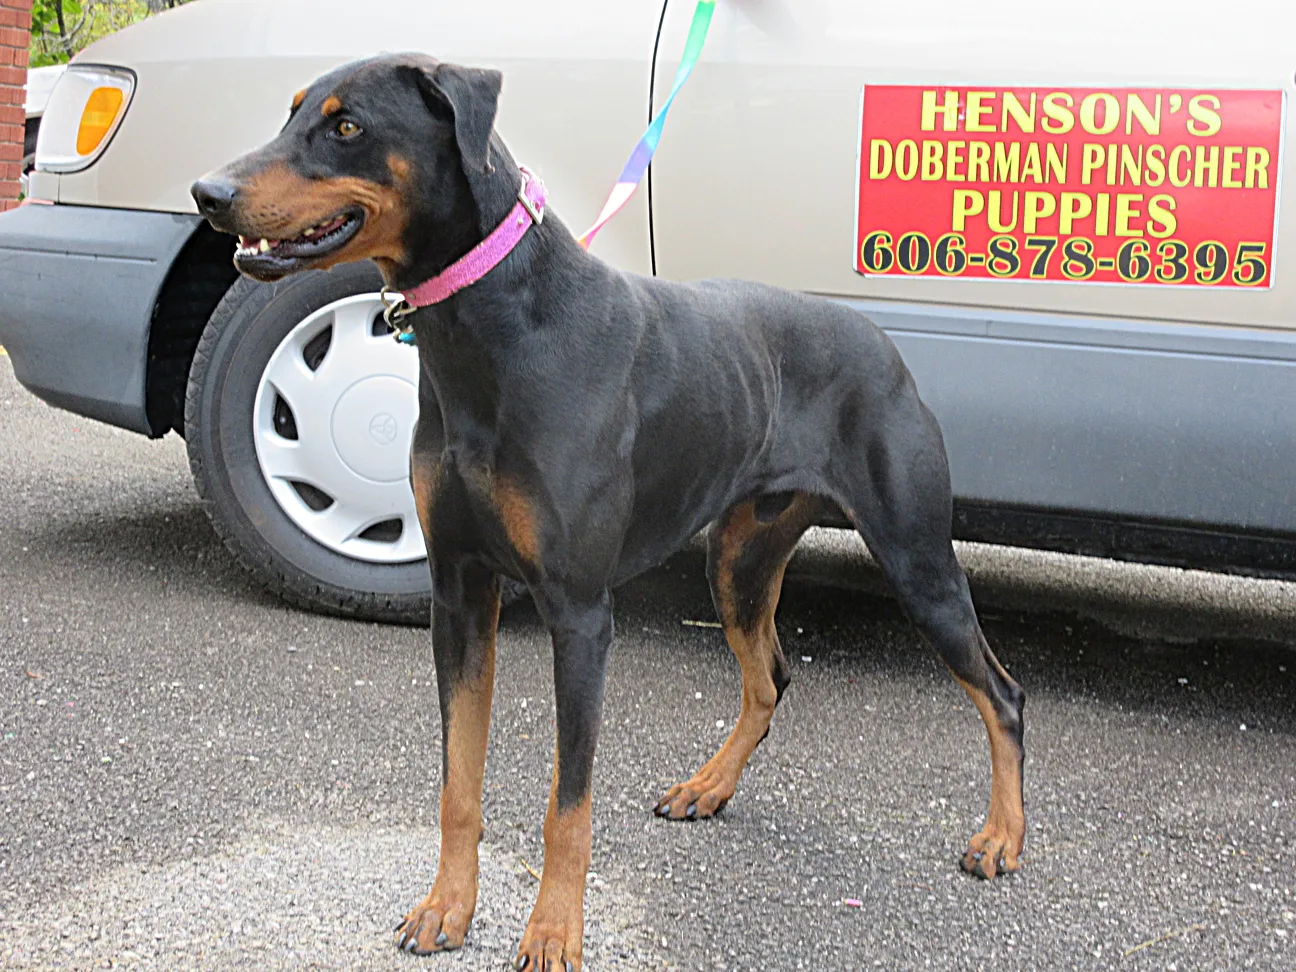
[
  {"xmin": 23, "ymin": 64, "xmax": 65, "ymax": 118},
  {"xmin": 650, "ymin": 0, "xmax": 1296, "ymax": 331},
  {"xmin": 32, "ymin": 0, "xmax": 663, "ymax": 276}
]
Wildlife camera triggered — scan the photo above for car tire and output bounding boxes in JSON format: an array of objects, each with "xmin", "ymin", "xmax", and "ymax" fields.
[{"xmin": 185, "ymin": 261, "xmax": 437, "ymax": 624}]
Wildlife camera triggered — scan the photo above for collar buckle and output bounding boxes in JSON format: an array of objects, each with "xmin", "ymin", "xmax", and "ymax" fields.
[
  {"xmin": 380, "ymin": 286, "xmax": 415, "ymax": 342},
  {"xmin": 517, "ymin": 169, "xmax": 544, "ymax": 225}
]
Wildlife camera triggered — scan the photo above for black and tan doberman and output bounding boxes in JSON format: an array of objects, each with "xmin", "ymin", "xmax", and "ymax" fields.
[{"xmin": 192, "ymin": 53, "xmax": 1025, "ymax": 971}]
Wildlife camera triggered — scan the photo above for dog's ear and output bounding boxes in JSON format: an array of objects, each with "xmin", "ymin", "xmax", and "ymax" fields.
[{"xmin": 414, "ymin": 63, "xmax": 503, "ymax": 175}]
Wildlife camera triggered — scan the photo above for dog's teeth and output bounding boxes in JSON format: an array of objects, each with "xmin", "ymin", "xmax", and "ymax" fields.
[{"xmin": 259, "ymin": 239, "xmax": 271, "ymax": 253}]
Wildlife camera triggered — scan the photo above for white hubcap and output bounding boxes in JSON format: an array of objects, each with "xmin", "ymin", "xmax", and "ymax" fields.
[{"xmin": 252, "ymin": 293, "xmax": 425, "ymax": 564}]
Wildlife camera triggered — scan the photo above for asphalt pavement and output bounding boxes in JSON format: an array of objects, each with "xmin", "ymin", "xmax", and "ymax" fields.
[{"xmin": 0, "ymin": 359, "xmax": 1292, "ymax": 971}]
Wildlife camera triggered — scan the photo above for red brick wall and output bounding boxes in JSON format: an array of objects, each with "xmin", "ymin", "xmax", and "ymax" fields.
[{"xmin": 0, "ymin": 0, "xmax": 32, "ymax": 211}]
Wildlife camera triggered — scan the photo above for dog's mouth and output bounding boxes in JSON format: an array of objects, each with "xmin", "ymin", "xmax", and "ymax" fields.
[{"xmin": 233, "ymin": 209, "xmax": 365, "ymax": 278}]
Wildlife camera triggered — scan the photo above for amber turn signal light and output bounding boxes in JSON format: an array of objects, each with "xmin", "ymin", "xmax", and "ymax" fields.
[{"xmin": 76, "ymin": 87, "xmax": 127, "ymax": 156}]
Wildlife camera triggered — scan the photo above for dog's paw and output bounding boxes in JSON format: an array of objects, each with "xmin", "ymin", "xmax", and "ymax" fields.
[
  {"xmin": 652, "ymin": 767, "xmax": 736, "ymax": 821},
  {"xmin": 514, "ymin": 919, "xmax": 581, "ymax": 972},
  {"xmin": 959, "ymin": 825, "xmax": 1022, "ymax": 880},
  {"xmin": 394, "ymin": 889, "xmax": 475, "ymax": 955}
]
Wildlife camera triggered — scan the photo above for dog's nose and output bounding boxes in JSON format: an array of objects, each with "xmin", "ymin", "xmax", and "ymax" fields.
[{"xmin": 191, "ymin": 178, "xmax": 238, "ymax": 219}]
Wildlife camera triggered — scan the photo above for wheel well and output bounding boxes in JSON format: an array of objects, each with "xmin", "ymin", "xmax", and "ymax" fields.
[{"xmin": 145, "ymin": 224, "xmax": 239, "ymax": 437}]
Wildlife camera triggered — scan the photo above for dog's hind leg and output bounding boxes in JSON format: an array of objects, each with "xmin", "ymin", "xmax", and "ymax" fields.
[
  {"xmin": 654, "ymin": 492, "xmax": 822, "ymax": 821},
  {"xmin": 837, "ymin": 391, "xmax": 1025, "ymax": 878}
]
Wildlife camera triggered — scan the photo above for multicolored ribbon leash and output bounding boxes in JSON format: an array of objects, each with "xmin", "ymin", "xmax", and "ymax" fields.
[{"xmin": 576, "ymin": 0, "xmax": 717, "ymax": 249}]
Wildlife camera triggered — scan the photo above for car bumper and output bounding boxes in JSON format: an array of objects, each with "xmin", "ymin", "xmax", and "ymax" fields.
[{"xmin": 0, "ymin": 203, "xmax": 202, "ymax": 435}]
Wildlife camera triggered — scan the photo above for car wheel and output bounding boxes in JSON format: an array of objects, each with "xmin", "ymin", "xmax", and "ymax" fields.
[{"xmin": 184, "ymin": 261, "xmax": 434, "ymax": 623}]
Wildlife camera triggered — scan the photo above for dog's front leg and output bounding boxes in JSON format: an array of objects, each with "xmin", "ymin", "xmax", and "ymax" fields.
[
  {"xmin": 515, "ymin": 586, "xmax": 614, "ymax": 972},
  {"xmin": 397, "ymin": 559, "xmax": 501, "ymax": 954}
]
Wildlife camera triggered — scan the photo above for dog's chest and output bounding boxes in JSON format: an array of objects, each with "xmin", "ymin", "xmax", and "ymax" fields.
[{"xmin": 428, "ymin": 458, "xmax": 541, "ymax": 573}]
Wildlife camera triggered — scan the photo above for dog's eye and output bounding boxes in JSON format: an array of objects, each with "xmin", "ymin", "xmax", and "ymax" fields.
[{"xmin": 335, "ymin": 120, "xmax": 361, "ymax": 138}]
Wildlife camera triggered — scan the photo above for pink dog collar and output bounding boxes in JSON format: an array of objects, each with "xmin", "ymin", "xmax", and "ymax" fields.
[{"xmin": 397, "ymin": 166, "xmax": 546, "ymax": 311}]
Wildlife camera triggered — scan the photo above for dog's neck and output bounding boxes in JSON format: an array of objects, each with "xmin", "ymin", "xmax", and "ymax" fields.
[
  {"xmin": 388, "ymin": 138, "xmax": 583, "ymax": 296},
  {"xmin": 391, "ymin": 151, "xmax": 611, "ymax": 441},
  {"xmin": 392, "ymin": 149, "xmax": 597, "ymax": 334}
]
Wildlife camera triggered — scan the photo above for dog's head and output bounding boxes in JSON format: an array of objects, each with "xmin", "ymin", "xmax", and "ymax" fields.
[{"xmin": 191, "ymin": 53, "xmax": 504, "ymax": 284}]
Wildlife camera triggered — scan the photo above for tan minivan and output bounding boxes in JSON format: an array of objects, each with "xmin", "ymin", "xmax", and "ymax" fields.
[{"xmin": 2, "ymin": 0, "xmax": 1293, "ymax": 620}]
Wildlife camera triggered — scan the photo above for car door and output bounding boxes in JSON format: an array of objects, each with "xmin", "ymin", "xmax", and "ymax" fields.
[{"xmin": 648, "ymin": 0, "xmax": 1296, "ymax": 538}]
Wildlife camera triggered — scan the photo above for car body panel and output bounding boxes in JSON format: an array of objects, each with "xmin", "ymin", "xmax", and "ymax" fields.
[
  {"xmin": 650, "ymin": 0, "xmax": 1296, "ymax": 331},
  {"xmin": 860, "ymin": 300, "xmax": 1296, "ymax": 533},
  {"xmin": 0, "ymin": 204, "xmax": 202, "ymax": 434},
  {"xmin": 647, "ymin": 0, "xmax": 1296, "ymax": 535}
]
